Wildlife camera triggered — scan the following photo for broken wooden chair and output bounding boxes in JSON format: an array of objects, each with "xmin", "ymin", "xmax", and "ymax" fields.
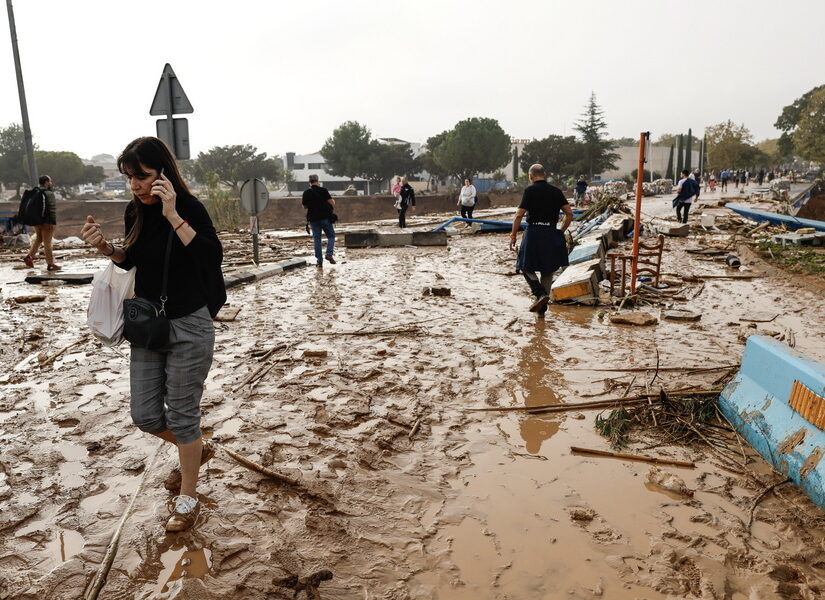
[{"xmin": 607, "ymin": 234, "xmax": 665, "ymax": 297}]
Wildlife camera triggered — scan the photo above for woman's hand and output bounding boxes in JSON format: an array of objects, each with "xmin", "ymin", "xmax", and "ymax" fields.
[
  {"xmin": 80, "ymin": 215, "xmax": 108, "ymax": 251},
  {"xmin": 152, "ymin": 172, "xmax": 178, "ymax": 220},
  {"xmin": 509, "ymin": 235, "xmax": 518, "ymax": 251}
]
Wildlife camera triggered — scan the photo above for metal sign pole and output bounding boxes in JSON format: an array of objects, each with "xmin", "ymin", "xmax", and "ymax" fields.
[
  {"xmin": 164, "ymin": 70, "xmax": 176, "ymax": 158},
  {"xmin": 252, "ymin": 212, "xmax": 259, "ymax": 266},
  {"xmin": 5, "ymin": 0, "xmax": 37, "ymax": 186}
]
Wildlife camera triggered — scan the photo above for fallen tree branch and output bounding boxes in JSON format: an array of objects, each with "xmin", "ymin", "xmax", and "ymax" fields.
[
  {"xmin": 570, "ymin": 446, "xmax": 695, "ymax": 468},
  {"xmin": 563, "ymin": 365, "xmax": 738, "ymax": 373},
  {"xmin": 466, "ymin": 389, "xmax": 723, "ymax": 414},
  {"xmin": 747, "ymin": 478, "xmax": 792, "ymax": 530},
  {"xmin": 84, "ymin": 442, "xmax": 163, "ymax": 600},
  {"xmin": 40, "ymin": 335, "xmax": 89, "ymax": 367}
]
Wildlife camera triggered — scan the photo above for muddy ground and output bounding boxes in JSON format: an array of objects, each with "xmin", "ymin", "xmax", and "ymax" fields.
[{"xmin": 1, "ymin": 196, "xmax": 825, "ymax": 599}]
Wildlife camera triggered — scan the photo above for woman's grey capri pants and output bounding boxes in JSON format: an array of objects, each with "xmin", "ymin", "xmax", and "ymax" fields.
[{"xmin": 129, "ymin": 306, "xmax": 214, "ymax": 445}]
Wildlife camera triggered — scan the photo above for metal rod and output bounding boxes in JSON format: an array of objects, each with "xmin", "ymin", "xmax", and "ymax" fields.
[
  {"xmin": 630, "ymin": 132, "xmax": 648, "ymax": 294},
  {"xmin": 165, "ymin": 70, "xmax": 176, "ymax": 157},
  {"xmin": 6, "ymin": 0, "xmax": 37, "ymax": 186}
]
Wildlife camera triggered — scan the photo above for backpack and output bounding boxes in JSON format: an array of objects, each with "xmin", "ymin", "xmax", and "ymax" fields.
[{"xmin": 17, "ymin": 187, "xmax": 47, "ymax": 226}]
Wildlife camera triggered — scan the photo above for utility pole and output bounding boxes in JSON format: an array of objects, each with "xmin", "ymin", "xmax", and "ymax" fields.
[{"xmin": 6, "ymin": 0, "xmax": 37, "ymax": 186}]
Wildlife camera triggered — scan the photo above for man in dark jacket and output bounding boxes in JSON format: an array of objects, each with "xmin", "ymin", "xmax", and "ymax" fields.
[
  {"xmin": 673, "ymin": 169, "xmax": 698, "ymax": 224},
  {"xmin": 302, "ymin": 175, "xmax": 336, "ymax": 266},
  {"xmin": 23, "ymin": 175, "xmax": 60, "ymax": 271},
  {"xmin": 509, "ymin": 164, "xmax": 574, "ymax": 315},
  {"xmin": 574, "ymin": 175, "xmax": 588, "ymax": 205},
  {"xmin": 398, "ymin": 177, "xmax": 416, "ymax": 228}
]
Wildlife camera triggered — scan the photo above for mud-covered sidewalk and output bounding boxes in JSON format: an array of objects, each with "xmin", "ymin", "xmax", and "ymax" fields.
[{"xmin": 2, "ymin": 201, "xmax": 825, "ymax": 599}]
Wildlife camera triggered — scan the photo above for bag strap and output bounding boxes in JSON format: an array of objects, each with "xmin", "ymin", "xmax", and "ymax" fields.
[{"xmin": 158, "ymin": 230, "xmax": 174, "ymax": 315}]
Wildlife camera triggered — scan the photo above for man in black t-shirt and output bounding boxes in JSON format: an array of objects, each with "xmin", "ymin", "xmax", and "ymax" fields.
[
  {"xmin": 509, "ymin": 164, "xmax": 574, "ymax": 315},
  {"xmin": 302, "ymin": 175, "xmax": 336, "ymax": 266}
]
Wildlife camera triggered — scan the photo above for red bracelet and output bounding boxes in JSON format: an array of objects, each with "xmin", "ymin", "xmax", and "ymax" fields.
[{"xmin": 174, "ymin": 220, "xmax": 188, "ymax": 232}]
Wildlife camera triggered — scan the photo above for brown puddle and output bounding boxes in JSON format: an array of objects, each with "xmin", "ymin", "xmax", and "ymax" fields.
[{"xmin": 154, "ymin": 545, "xmax": 213, "ymax": 595}]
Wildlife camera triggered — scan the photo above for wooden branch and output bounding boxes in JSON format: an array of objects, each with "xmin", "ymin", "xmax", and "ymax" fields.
[
  {"xmin": 85, "ymin": 443, "xmax": 162, "ymax": 600},
  {"xmin": 216, "ymin": 443, "xmax": 301, "ymax": 487},
  {"xmin": 40, "ymin": 335, "xmax": 89, "ymax": 367},
  {"xmin": 466, "ymin": 389, "xmax": 722, "ymax": 414},
  {"xmin": 570, "ymin": 446, "xmax": 696, "ymax": 468},
  {"xmin": 563, "ymin": 365, "xmax": 738, "ymax": 373},
  {"xmin": 747, "ymin": 478, "xmax": 792, "ymax": 530}
]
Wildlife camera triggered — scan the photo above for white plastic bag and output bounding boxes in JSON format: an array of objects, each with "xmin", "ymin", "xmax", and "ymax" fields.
[{"xmin": 87, "ymin": 263, "xmax": 135, "ymax": 346}]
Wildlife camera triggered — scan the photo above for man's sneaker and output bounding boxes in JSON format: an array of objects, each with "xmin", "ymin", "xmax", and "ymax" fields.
[
  {"xmin": 46, "ymin": 264, "xmax": 61, "ymax": 271},
  {"xmin": 325, "ymin": 255, "xmax": 336, "ymax": 264},
  {"xmin": 163, "ymin": 439, "xmax": 217, "ymax": 491},
  {"xmin": 23, "ymin": 255, "xmax": 34, "ymax": 268},
  {"xmin": 529, "ymin": 295, "xmax": 550, "ymax": 313},
  {"xmin": 165, "ymin": 494, "xmax": 199, "ymax": 532}
]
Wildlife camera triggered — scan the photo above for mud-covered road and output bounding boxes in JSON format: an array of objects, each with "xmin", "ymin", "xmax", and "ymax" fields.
[{"xmin": 2, "ymin": 198, "xmax": 825, "ymax": 599}]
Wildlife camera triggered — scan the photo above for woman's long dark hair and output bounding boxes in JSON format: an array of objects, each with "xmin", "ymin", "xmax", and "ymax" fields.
[{"xmin": 118, "ymin": 136, "xmax": 192, "ymax": 247}]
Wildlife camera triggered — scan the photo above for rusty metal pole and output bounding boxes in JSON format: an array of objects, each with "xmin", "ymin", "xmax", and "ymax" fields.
[{"xmin": 630, "ymin": 132, "xmax": 649, "ymax": 294}]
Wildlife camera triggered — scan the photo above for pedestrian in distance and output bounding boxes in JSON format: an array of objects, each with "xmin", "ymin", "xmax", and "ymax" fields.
[
  {"xmin": 79, "ymin": 136, "xmax": 226, "ymax": 532},
  {"xmin": 22, "ymin": 175, "xmax": 60, "ymax": 271},
  {"xmin": 457, "ymin": 178, "xmax": 477, "ymax": 220},
  {"xmin": 391, "ymin": 176, "xmax": 402, "ymax": 208},
  {"xmin": 692, "ymin": 169, "xmax": 702, "ymax": 202},
  {"xmin": 302, "ymin": 174, "xmax": 336, "ymax": 266},
  {"xmin": 398, "ymin": 177, "xmax": 415, "ymax": 228},
  {"xmin": 720, "ymin": 169, "xmax": 729, "ymax": 192},
  {"xmin": 574, "ymin": 175, "xmax": 588, "ymax": 206},
  {"xmin": 673, "ymin": 168, "xmax": 698, "ymax": 224},
  {"xmin": 509, "ymin": 164, "xmax": 573, "ymax": 316}
]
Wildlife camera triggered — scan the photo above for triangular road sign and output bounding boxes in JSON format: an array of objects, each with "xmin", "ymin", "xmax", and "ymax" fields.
[{"xmin": 149, "ymin": 63, "xmax": 194, "ymax": 116}]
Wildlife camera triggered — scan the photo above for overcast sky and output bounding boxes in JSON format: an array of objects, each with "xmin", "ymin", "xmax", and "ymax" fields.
[{"xmin": 1, "ymin": 0, "xmax": 823, "ymax": 160}]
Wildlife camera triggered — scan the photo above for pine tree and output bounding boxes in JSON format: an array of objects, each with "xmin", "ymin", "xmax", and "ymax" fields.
[
  {"xmin": 573, "ymin": 92, "xmax": 619, "ymax": 180},
  {"xmin": 665, "ymin": 144, "xmax": 674, "ymax": 180},
  {"xmin": 676, "ymin": 134, "xmax": 684, "ymax": 179},
  {"xmin": 685, "ymin": 128, "xmax": 693, "ymax": 172}
]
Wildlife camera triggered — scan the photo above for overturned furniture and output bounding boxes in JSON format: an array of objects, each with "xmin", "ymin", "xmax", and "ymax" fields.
[
  {"xmin": 607, "ymin": 234, "xmax": 665, "ymax": 297},
  {"xmin": 719, "ymin": 336, "xmax": 825, "ymax": 511}
]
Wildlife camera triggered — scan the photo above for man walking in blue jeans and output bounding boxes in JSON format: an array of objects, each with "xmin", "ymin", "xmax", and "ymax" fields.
[{"xmin": 302, "ymin": 174, "xmax": 336, "ymax": 266}]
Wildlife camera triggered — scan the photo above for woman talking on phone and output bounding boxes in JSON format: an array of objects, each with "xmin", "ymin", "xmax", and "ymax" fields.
[{"xmin": 80, "ymin": 136, "xmax": 225, "ymax": 532}]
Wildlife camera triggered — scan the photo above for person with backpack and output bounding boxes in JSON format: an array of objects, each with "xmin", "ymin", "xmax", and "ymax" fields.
[
  {"xmin": 673, "ymin": 169, "xmax": 698, "ymax": 224},
  {"xmin": 22, "ymin": 175, "xmax": 60, "ymax": 271},
  {"xmin": 398, "ymin": 177, "xmax": 415, "ymax": 228}
]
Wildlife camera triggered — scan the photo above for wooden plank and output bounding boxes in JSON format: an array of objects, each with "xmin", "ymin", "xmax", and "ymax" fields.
[{"xmin": 25, "ymin": 273, "xmax": 94, "ymax": 285}]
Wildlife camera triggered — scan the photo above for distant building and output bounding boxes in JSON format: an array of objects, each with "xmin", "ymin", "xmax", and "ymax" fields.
[{"xmin": 285, "ymin": 138, "xmax": 426, "ymax": 194}]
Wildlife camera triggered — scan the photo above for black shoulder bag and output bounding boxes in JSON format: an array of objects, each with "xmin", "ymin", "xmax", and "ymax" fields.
[{"xmin": 122, "ymin": 231, "xmax": 174, "ymax": 350}]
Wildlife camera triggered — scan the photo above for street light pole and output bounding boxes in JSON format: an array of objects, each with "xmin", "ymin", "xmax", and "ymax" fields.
[{"xmin": 6, "ymin": 0, "xmax": 37, "ymax": 186}]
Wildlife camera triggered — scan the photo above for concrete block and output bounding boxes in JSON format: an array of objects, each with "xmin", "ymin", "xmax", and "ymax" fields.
[
  {"xmin": 595, "ymin": 214, "xmax": 633, "ymax": 245},
  {"xmin": 663, "ymin": 310, "xmax": 702, "ymax": 322},
  {"xmin": 344, "ymin": 232, "xmax": 381, "ymax": 248},
  {"xmin": 550, "ymin": 258, "xmax": 602, "ymax": 305},
  {"xmin": 772, "ymin": 232, "xmax": 825, "ymax": 247},
  {"xmin": 719, "ymin": 336, "xmax": 825, "ymax": 511},
  {"xmin": 223, "ymin": 273, "xmax": 256, "ymax": 289},
  {"xmin": 609, "ymin": 311, "xmax": 658, "ymax": 326},
  {"xmin": 377, "ymin": 233, "xmax": 413, "ymax": 247},
  {"xmin": 651, "ymin": 220, "xmax": 689, "ymax": 237},
  {"xmin": 411, "ymin": 231, "xmax": 448, "ymax": 246},
  {"xmin": 276, "ymin": 258, "xmax": 309, "ymax": 271}
]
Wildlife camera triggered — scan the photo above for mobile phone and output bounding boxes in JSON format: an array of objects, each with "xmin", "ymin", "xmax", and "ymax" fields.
[{"xmin": 153, "ymin": 168, "xmax": 164, "ymax": 201}]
